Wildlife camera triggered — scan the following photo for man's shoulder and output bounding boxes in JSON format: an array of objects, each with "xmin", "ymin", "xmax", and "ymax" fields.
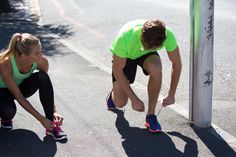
[
  {"xmin": 118, "ymin": 19, "xmax": 146, "ymax": 36},
  {"xmin": 163, "ymin": 27, "xmax": 178, "ymax": 52},
  {"xmin": 124, "ymin": 19, "xmax": 146, "ymax": 27}
]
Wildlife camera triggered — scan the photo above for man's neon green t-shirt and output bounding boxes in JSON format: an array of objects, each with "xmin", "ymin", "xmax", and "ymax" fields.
[{"xmin": 110, "ymin": 19, "xmax": 178, "ymax": 60}]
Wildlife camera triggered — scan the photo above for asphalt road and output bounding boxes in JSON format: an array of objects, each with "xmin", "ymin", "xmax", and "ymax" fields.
[
  {"xmin": 0, "ymin": 0, "xmax": 236, "ymax": 156},
  {"xmin": 36, "ymin": 0, "xmax": 236, "ymax": 137}
]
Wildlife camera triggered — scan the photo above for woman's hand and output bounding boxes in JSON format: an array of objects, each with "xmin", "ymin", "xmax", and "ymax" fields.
[
  {"xmin": 40, "ymin": 117, "xmax": 54, "ymax": 130},
  {"xmin": 53, "ymin": 112, "xmax": 64, "ymax": 126}
]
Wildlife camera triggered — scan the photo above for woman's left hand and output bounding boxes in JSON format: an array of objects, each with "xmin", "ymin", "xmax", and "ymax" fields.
[{"xmin": 53, "ymin": 112, "xmax": 64, "ymax": 126}]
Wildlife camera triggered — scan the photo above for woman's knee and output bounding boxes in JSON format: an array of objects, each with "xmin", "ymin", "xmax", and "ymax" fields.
[
  {"xmin": 37, "ymin": 71, "xmax": 53, "ymax": 90},
  {"xmin": 0, "ymin": 105, "xmax": 16, "ymax": 120},
  {"xmin": 38, "ymin": 71, "xmax": 50, "ymax": 82}
]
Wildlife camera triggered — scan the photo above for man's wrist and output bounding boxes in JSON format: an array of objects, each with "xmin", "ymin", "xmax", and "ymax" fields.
[{"xmin": 168, "ymin": 91, "xmax": 175, "ymax": 97}]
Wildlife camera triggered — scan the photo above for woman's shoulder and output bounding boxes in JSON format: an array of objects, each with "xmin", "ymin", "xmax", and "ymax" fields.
[
  {"xmin": 0, "ymin": 55, "xmax": 12, "ymax": 73},
  {"xmin": 36, "ymin": 55, "xmax": 48, "ymax": 72}
]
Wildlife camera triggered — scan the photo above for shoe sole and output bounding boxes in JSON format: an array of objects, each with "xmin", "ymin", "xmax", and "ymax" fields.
[
  {"xmin": 1, "ymin": 125, "xmax": 13, "ymax": 129},
  {"xmin": 144, "ymin": 122, "xmax": 162, "ymax": 133},
  {"xmin": 45, "ymin": 132, "xmax": 67, "ymax": 141},
  {"xmin": 107, "ymin": 107, "xmax": 117, "ymax": 111},
  {"xmin": 106, "ymin": 91, "xmax": 117, "ymax": 111},
  {"xmin": 148, "ymin": 129, "xmax": 162, "ymax": 133}
]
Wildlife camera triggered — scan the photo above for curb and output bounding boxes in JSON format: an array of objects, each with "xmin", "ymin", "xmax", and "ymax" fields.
[{"xmin": 29, "ymin": 0, "xmax": 42, "ymax": 23}]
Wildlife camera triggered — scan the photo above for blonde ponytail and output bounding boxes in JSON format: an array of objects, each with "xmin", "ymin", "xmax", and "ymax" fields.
[
  {"xmin": 3, "ymin": 33, "xmax": 22, "ymax": 57},
  {"xmin": 1, "ymin": 33, "xmax": 40, "ymax": 59}
]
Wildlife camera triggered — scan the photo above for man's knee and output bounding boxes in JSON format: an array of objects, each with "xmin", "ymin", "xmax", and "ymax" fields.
[
  {"xmin": 149, "ymin": 65, "xmax": 162, "ymax": 79},
  {"xmin": 144, "ymin": 55, "xmax": 162, "ymax": 78},
  {"xmin": 113, "ymin": 96, "xmax": 128, "ymax": 108}
]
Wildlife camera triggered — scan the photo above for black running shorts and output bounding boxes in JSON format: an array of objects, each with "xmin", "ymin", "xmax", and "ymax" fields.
[{"xmin": 112, "ymin": 51, "xmax": 159, "ymax": 84}]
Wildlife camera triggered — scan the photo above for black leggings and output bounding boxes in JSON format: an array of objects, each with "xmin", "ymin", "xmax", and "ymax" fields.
[{"xmin": 0, "ymin": 71, "xmax": 54, "ymax": 121}]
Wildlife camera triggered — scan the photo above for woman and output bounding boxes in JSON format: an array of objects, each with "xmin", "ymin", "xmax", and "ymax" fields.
[{"xmin": 0, "ymin": 33, "xmax": 67, "ymax": 141}]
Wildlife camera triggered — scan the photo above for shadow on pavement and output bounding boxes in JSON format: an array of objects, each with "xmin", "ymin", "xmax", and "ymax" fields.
[
  {"xmin": 0, "ymin": 128, "xmax": 56, "ymax": 157},
  {"xmin": 192, "ymin": 125, "xmax": 236, "ymax": 157},
  {"xmin": 113, "ymin": 109, "xmax": 198, "ymax": 157},
  {"xmin": 0, "ymin": 18, "xmax": 74, "ymax": 56},
  {"xmin": 43, "ymin": 24, "xmax": 73, "ymax": 38}
]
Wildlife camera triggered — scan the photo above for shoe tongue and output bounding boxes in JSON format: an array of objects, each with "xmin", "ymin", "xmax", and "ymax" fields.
[
  {"xmin": 55, "ymin": 125, "xmax": 61, "ymax": 130},
  {"xmin": 54, "ymin": 121, "xmax": 59, "ymax": 125},
  {"xmin": 149, "ymin": 115, "xmax": 158, "ymax": 123},
  {"xmin": 149, "ymin": 114, "xmax": 156, "ymax": 118}
]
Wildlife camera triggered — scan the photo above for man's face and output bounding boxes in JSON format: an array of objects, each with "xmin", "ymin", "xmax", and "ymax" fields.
[{"xmin": 141, "ymin": 38, "xmax": 158, "ymax": 51}]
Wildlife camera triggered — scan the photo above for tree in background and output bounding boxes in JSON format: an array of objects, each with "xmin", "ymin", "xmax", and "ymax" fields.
[{"xmin": 0, "ymin": 0, "xmax": 14, "ymax": 13}]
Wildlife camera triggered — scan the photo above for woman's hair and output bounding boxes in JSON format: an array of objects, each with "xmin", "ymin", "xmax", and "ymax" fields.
[
  {"xmin": 3, "ymin": 33, "xmax": 40, "ymax": 57},
  {"xmin": 141, "ymin": 19, "xmax": 166, "ymax": 50}
]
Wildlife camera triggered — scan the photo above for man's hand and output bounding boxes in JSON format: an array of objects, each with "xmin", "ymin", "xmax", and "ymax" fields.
[
  {"xmin": 131, "ymin": 98, "xmax": 145, "ymax": 112},
  {"xmin": 162, "ymin": 95, "xmax": 175, "ymax": 107},
  {"xmin": 54, "ymin": 112, "xmax": 64, "ymax": 126}
]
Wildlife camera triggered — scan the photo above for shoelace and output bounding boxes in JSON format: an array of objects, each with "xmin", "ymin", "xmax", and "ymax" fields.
[
  {"xmin": 149, "ymin": 115, "xmax": 158, "ymax": 125},
  {"xmin": 54, "ymin": 125, "xmax": 62, "ymax": 135},
  {"xmin": 53, "ymin": 121, "xmax": 62, "ymax": 133},
  {"xmin": 156, "ymin": 106, "xmax": 163, "ymax": 117},
  {"xmin": 144, "ymin": 106, "xmax": 163, "ymax": 117}
]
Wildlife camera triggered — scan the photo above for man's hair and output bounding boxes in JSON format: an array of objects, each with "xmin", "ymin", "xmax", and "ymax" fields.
[{"xmin": 141, "ymin": 19, "xmax": 166, "ymax": 50}]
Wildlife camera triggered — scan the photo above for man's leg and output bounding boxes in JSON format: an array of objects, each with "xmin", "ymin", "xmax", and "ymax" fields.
[
  {"xmin": 108, "ymin": 59, "xmax": 137, "ymax": 109},
  {"xmin": 112, "ymin": 81, "xmax": 129, "ymax": 108},
  {"xmin": 143, "ymin": 55, "xmax": 162, "ymax": 115}
]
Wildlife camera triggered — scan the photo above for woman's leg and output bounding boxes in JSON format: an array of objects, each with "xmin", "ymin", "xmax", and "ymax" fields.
[
  {"xmin": 19, "ymin": 71, "xmax": 54, "ymax": 121},
  {"xmin": 20, "ymin": 72, "xmax": 67, "ymax": 140},
  {"xmin": 0, "ymin": 100, "xmax": 16, "ymax": 120},
  {"xmin": 0, "ymin": 88, "xmax": 16, "ymax": 128}
]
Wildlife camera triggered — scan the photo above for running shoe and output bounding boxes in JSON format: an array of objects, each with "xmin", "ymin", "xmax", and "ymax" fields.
[
  {"xmin": 106, "ymin": 92, "xmax": 117, "ymax": 110},
  {"xmin": 1, "ymin": 119, "xmax": 13, "ymax": 129},
  {"xmin": 46, "ymin": 123, "xmax": 67, "ymax": 141},
  {"xmin": 144, "ymin": 114, "xmax": 162, "ymax": 132}
]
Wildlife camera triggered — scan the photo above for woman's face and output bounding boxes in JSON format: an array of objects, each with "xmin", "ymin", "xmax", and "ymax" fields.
[{"xmin": 28, "ymin": 43, "xmax": 43, "ymax": 63}]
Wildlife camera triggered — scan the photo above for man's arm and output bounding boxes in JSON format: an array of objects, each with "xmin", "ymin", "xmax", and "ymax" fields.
[
  {"xmin": 162, "ymin": 46, "xmax": 182, "ymax": 106},
  {"xmin": 112, "ymin": 54, "xmax": 144, "ymax": 112}
]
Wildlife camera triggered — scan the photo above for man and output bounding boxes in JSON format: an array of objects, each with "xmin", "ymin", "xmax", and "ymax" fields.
[{"xmin": 106, "ymin": 19, "xmax": 182, "ymax": 132}]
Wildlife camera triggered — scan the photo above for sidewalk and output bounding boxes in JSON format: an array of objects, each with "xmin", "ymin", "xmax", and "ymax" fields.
[{"xmin": 0, "ymin": 1, "xmax": 236, "ymax": 157}]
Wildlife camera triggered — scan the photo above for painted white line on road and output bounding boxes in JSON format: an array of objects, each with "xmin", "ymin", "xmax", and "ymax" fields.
[
  {"xmin": 59, "ymin": 38, "xmax": 112, "ymax": 74},
  {"xmin": 30, "ymin": 0, "xmax": 43, "ymax": 24},
  {"xmin": 68, "ymin": 0, "xmax": 84, "ymax": 15},
  {"xmin": 51, "ymin": 0, "xmax": 104, "ymax": 38},
  {"xmin": 33, "ymin": 0, "xmax": 236, "ymax": 149}
]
